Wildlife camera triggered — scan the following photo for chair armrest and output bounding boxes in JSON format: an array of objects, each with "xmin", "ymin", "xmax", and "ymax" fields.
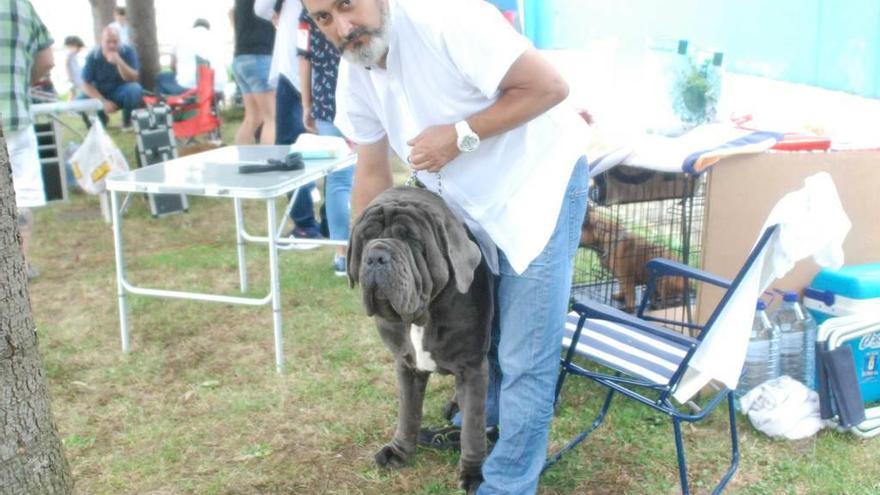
[
  {"xmin": 572, "ymin": 299, "xmax": 697, "ymax": 349},
  {"xmin": 646, "ymin": 258, "xmax": 732, "ymax": 289}
]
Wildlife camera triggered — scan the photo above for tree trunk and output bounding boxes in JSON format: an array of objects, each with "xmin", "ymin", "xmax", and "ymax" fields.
[
  {"xmin": 128, "ymin": 0, "xmax": 160, "ymax": 92},
  {"xmin": 88, "ymin": 0, "xmax": 116, "ymax": 46},
  {"xmin": 0, "ymin": 126, "xmax": 74, "ymax": 493}
]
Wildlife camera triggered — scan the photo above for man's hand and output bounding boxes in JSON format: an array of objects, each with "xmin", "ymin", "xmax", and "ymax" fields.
[
  {"xmin": 102, "ymin": 99, "xmax": 118, "ymax": 113},
  {"xmin": 104, "ymin": 50, "xmax": 119, "ymax": 65},
  {"xmin": 406, "ymin": 124, "xmax": 459, "ymax": 173}
]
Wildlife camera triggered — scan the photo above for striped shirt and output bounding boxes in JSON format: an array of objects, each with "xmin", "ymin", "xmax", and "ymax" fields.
[{"xmin": 0, "ymin": 0, "xmax": 52, "ymax": 132}]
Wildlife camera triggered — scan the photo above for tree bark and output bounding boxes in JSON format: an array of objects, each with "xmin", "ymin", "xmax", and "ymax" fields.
[
  {"xmin": 0, "ymin": 126, "xmax": 74, "ymax": 493},
  {"xmin": 88, "ymin": 0, "xmax": 116, "ymax": 46},
  {"xmin": 128, "ymin": 0, "xmax": 160, "ymax": 91}
]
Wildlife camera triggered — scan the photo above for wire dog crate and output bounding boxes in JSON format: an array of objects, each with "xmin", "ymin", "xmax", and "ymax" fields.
[{"xmin": 572, "ymin": 165, "xmax": 706, "ymax": 333}]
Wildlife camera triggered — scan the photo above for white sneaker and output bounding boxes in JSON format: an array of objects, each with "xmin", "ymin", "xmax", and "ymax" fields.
[{"xmin": 333, "ymin": 256, "xmax": 346, "ymax": 277}]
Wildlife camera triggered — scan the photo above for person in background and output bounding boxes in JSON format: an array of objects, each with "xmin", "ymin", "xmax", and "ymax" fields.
[
  {"xmin": 231, "ymin": 0, "xmax": 277, "ymax": 144},
  {"xmin": 254, "ymin": 0, "xmax": 322, "ymax": 241},
  {"xmin": 109, "ymin": 6, "xmax": 130, "ymax": 46},
  {"xmin": 157, "ymin": 18, "xmax": 228, "ymax": 96},
  {"xmin": 63, "ymin": 35, "xmax": 85, "ymax": 99},
  {"xmin": 80, "ymin": 26, "xmax": 143, "ymax": 129},
  {"xmin": 298, "ymin": 7, "xmax": 352, "ymax": 275},
  {"xmin": 0, "ymin": 0, "xmax": 55, "ymax": 280}
]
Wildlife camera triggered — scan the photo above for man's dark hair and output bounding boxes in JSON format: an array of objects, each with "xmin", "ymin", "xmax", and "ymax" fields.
[
  {"xmin": 63, "ymin": 35, "xmax": 85, "ymax": 48},
  {"xmin": 114, "ymin": 6, "xmax": 126, "ymax": 16},
  {"xmin": 193, "ymin": 18, "xmax": 211, "ymax": 30}
]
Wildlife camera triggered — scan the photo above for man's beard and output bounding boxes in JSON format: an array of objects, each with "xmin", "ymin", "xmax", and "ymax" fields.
[{"xmin": 339, "ymin": 0, "xmax": 391, "ymax": 67}]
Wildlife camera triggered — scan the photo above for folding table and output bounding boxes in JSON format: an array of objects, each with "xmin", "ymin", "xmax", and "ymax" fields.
[{"xmin": 105, "ymin": 145, "xmax": 355, "ymax": 372}]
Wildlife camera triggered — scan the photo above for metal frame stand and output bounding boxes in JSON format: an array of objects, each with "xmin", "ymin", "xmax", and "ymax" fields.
[{"xmin": 110, "ymin": 189, "xmax": 345, "ymax": 373}]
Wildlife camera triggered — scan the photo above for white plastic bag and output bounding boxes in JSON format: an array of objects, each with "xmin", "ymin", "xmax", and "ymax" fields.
[
  {"xmin": 69, "ymin": 120, "xmax": 129, "ymax": 194},
  {"xmin": 739, "ymin": 375, "xmax": 827, "ymax": 440}
]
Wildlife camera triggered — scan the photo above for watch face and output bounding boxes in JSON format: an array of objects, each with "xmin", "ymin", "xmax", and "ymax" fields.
[{"xmin": 460, "ymin": 135, "xmax": 479, "ymax": 152}]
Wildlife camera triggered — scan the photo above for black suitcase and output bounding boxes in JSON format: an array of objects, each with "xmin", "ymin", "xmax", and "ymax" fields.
[{"xmin": 132, "ymin": 105, "xmax": 188, "ymax": 217}]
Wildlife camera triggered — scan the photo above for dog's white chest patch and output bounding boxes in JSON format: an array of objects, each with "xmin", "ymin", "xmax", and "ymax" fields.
[{"xmin": 409, "ymin": 325, "xmax": 437, "ymax": 372}]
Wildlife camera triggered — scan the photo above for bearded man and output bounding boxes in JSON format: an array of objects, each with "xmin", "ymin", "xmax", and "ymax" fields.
[{"xmin": 301, "ymin": 1, "xmax": 590, "ymax": 493}]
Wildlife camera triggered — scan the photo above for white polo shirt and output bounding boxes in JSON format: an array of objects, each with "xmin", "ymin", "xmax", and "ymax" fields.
[{"xmin": 335, "ymin": 0, "xmax": 588, "ymax": 274}]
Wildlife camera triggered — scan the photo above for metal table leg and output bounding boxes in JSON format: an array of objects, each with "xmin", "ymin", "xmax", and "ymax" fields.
[
  {"xmin": 234, "ymin": 198, "xmax": 248, "ymax": 293},
  {"xmin": 110, "ymin": 190, "xmax": 130, "ymax": 353},
  {"xmin": 266, "ymin": 198, "xmax": 284, "ymax": 373},
  {"xmin": 278, "ymin": 186, "xmax": 300, "ymax": 236}
]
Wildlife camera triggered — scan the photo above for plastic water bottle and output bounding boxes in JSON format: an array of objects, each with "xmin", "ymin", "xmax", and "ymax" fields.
[
  {"xmin": 771, "ymin": 291, "xmax": 818, "ymax": 389},
  {"xmin": 801, "ymin": 301, "xmax": 819, "ymax": 390},
  {"xmin": 737, "ymin": 300, "xmax": 780, "ymax": 401}
]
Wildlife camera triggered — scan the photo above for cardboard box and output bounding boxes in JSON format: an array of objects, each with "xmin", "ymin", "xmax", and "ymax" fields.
[{"xmin": 697, "ymin": 150, "xmax": 880, "ymax": 323}]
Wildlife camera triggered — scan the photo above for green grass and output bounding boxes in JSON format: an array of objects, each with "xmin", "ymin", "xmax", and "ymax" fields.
[{"xmin": 27, "ymin": 110, "xmax": 880, "ymax": 494}]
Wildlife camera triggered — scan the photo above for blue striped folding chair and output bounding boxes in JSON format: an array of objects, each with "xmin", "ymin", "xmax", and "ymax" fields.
[{"xmin": 544, "ymin": 224, "xmax": 780, "ymax": 494}]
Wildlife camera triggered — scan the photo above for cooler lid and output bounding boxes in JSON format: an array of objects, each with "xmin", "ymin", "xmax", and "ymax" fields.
[{"xmin": 811, "ymin": 263, "xmax": 880, "ymax": 300}]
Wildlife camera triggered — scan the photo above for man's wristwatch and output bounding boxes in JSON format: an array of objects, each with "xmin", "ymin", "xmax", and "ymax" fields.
[{"xmin": 455, "ymin": 120, "xmax": 480, "ymax": 153}]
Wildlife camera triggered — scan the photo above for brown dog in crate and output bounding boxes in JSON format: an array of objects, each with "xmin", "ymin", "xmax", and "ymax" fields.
[{"xmin": 579, "ymin": 209, "xmax": 687, "ymax": 311}]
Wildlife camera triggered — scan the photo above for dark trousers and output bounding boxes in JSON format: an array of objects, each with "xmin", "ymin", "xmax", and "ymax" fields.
[
  {"xmin": 106, "ymin": 82, "xmax": 144, "ymax": 126},
  {"xmin": 155, "ymin": 72, "xmax": 190, "ymax": 96},
  {"xmin": 78, "ymin": 81, "xmax": 144, "ymax": 127},
  {"xmin": 275, "ymin": 75, "xmax": 316, "ymax": 227}
]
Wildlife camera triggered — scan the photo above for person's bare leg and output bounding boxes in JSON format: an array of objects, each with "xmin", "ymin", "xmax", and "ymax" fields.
[
  {"xmin": 235, "ymin": 93, "xmax": 260, "ymax": 144},
  {"xmin": 253, "ymin": 90, "xmax": 277, "ymax": 145}
]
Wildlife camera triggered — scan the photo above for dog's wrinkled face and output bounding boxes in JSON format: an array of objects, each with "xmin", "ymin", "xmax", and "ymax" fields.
[{"xmin": 347, "ymin": 188, "xmax": 482, "ymax": 323}]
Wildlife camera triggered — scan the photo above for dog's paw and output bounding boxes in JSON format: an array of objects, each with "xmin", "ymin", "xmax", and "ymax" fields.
[
  {"xmin": 459, "ymin": 470, "xmax": 483, "ymax": 495},
  {"xmin": 374, "ymin": 443, "xmax": 410, "ymax": 469}
]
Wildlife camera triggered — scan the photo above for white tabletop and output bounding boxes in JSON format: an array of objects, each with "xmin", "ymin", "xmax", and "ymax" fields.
[
  {"xmin": 31, "ymin": 98, "xmax": 102, "ymax": 115},
  {"xmin": 105, "ymin": 145, "xmax": 356, "ymax": 199}
]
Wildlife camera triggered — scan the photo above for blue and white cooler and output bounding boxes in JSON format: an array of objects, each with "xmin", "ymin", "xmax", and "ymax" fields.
[
  {"xmin": 804, "ymin": 263, "xmax": 880, "ymax": 323},
  {"xmin": 807, "ymin": 264, "xmax": 880, "ymax": 437}
]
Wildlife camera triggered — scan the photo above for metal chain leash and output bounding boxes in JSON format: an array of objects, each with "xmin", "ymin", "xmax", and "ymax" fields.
[{"xmin": 405, "ymin": 170, "xmax": 442, "ymax": 196}]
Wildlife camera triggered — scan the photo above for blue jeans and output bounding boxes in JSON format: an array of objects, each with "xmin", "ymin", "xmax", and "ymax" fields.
[
  {"xmin": 78, "ymin": 82, "xmax": 143, "ymax": 126},
  {"xmin": 467, "ymin": 157, "xmax": 588, "ymax": 495},
  {"xmin": 108, "ymin": 82, "xmax": 143, "ymax": 126},
  {"xmin": 316, "ymin": 119, "xmax": 354, "ymax": 242},
  {"xmin": 231, "ymin": 54, "xmax": 274, "ymax": 94},
  {"xmin": 155, "ymin": 72, "xmax": 190, "ymax": 95}
]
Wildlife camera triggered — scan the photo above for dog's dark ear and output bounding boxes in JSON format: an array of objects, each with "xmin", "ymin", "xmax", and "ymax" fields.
[
  {"xmin": 438, "ymin": 214, "xmax": 482, "ymax": 294},
  {"xmin": 347, "ymin": 206, "xmax": 376, "ymax": 288},
  {"xmin": 346, "ymin": 235, "xmax": 359, "ymax": 288}
]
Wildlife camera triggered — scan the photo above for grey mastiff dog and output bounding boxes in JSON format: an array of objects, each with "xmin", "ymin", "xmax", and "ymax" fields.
[{"xmin": 347, "ymin": 186, "xmax": 494, "ymax": 494}]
